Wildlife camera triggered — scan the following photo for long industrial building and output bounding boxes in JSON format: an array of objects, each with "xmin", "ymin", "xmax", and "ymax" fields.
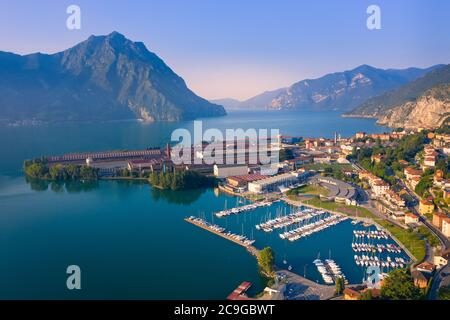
[{"xmin": 248, "ymin": 172, "xmax": 303, "ymax": 194}]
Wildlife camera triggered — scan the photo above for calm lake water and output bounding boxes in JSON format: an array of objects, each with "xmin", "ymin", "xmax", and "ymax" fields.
[{"xmin": 0, "ymin": 111, "xmax": 396, "ymax": 299}]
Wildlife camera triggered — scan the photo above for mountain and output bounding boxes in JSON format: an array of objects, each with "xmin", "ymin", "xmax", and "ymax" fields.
[
  {"xmin": 261, "ymin": 64, "xmax": 440, "ymax": 112},
  {"xmin": 210, "ymin": 98, "xmax": 241, "ymax": 110},
  {"xmin": 239, "ymin": 88, "xmax": 286, "ymax": 109},
  {"xmin": 0, "ymin": 32, "xmax": 226, "ymax": 123},
  {"xmin": 376, "ymin": 84, "xmax": 450, "ymax": 129},
  {"xmin": 211, "ymin": 88, "xmax": 286, "ymax": 110},
  {"xmin": 345, "ymin": 64, "xmax": 450, "ymax": 118}
]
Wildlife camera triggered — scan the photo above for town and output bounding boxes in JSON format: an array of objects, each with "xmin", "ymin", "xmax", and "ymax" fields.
[{"xmin": 23, "ymin": 124, "xmax": 450, "ymax": 300}]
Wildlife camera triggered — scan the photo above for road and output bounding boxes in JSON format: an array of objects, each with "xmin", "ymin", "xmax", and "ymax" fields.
[
  {"xmin": 395, "ymin": 177, "xmax": 450, "ymax": 299},
  {"xmin": 430, "ymin": 263, "xmax": 450, "ymax": 300},
  {"xmin": 400, "ymin": 179, "xmax": 450, "ymax": 249},
  {"xmin": 351, "ymin": 159, "xmax": 450, "ymax": 299}
]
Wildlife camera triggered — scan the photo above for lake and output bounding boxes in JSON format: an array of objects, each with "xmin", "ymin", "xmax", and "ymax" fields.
[{"xmin": 0, "ymin": 110, "xmax": 394, "ymax": 299}]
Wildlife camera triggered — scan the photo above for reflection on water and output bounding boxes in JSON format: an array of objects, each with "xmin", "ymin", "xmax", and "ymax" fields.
[
  {"xmin": 25, "ymin": 177, "xmax": 100, "ymax": 193},
  {"xmin": 24, "ymin": 176, "xmax": 211, "ymax": 206},
  {"xmin": 150, "ymin": 186, "xmax": 209, "ymax": 206}
]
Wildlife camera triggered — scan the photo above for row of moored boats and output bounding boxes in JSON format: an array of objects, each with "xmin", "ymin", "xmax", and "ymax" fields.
[
  {"xmin": 313, "ymin": 259, "xmax": 348, "ymax": 285},
  {"xmin": 354, "ymin": 255, "xmax": 406, "ymax": 268},
  {"xmin": 215, "ymin": 201, "xmax": 272, "ymax": 217},
  {"xmin": 351, "ymin": 242, "xmax": 402, "ymax": 254},
  {"xmin": 255, "ymin": 208, "xmax": 324, "ymax": 232},
  {"xmin": 186, "ymin": 216, "xmax": 255, "ymax": 246},
  {"xmin": 353, "ymin": 230, "xmax": 388, "ymax": 240},
  {"xmin": 279, "ymin": 215, "xmax": 348, "ymax": 242}
]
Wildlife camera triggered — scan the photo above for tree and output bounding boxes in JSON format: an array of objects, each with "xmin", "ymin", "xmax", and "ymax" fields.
[
  {"xmin": 279, "ymin": 148, "xmax": 294, "ymax": 162},
  {"xmin": 335, "ymin": 276, "xmax": 345, "ymax": 295},
  {"xmin": 49, "ymin": 164, "xmax": 64, "ymax": 180},
  {"xmin": 359, "ymin": 290, "xmax": 373, "ymax": 300},
  {"xmin": 258, "ymin": 247, "xmax": 275, "ymax": 276},
  {"xmin": 25, "ymin": 162, "xmax": 48, "ymax": 179},
  {"xmin": 148, "ymin": 170, "xmax": 214, "ymax": 190},
  {"xmin": 381, "ymin": 269, "xmax": 422, "ymax": 300},
  {"xmin": 438, "ymin": 286, "xmax": 450, "ymax": 300},
  {"xmin": 415, "ymin": 175, "xmax": 433, "ymax": 197}
]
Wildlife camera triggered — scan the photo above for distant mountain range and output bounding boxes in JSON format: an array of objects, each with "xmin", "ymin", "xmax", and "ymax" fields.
[
  {"xmin": 0, "ymin": 32, "xmax": 226, "ymax": 123},
  {"xmin": 212, "ymin": 88, "xmax": 286, "ymax": 110},
  {"xmin": 215, "ymin": 64, "xmax": 441, "ymax": 112},
  {"xmin": 345, "ymin": 64, "xmax": 450, "ymax": 129}
]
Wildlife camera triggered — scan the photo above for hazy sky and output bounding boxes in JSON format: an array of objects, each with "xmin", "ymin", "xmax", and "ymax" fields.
[{"xmin": 0, "ymin": 0, "xmax": 449, "ymax": 100}]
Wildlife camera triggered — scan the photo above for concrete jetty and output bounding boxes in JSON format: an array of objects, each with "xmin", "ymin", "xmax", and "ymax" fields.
[{"xmin": 184, "ymin": 217, "xmax": 260, "ymax": 258}]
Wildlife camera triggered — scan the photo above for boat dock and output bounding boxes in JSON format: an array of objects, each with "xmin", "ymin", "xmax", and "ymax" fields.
[
  {"xmin": 215, "ymin": 201, "xmax": 272, "ymax": 217},
  {"xmin": 256, "ymin": 208, "xmax": 323, "ymax": 232},
  {"xmin": 185, "ymin": 217, "xmax": 260, "ymax": 257},
  {"xmin": 280, "ymin": 214, "xmax": 348, "ymax": 242},
  {"xmin": 227, "ymin": 281, "xmax": 254, "ymax": 300}
]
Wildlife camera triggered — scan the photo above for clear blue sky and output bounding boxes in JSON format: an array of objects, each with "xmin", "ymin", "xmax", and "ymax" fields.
[{"xmin": 0, "ymin": 0, "xmax": 449, "ymax": 100}]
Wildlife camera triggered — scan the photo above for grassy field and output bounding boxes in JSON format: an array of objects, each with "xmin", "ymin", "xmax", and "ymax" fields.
[
  {"xmin": 288, "ymin": 185, "xmax": 329, "ymax": 196},
  {"xmin": 304, "ymin": 197, "xmax": 377, "ymax": 219},
  {"xmin": 377, "ymin": 220, "xmax": 427, "ymax": 262},
  {"xmin": 418, "ymin": 226, "xmax": 441, "ymax": 247}
]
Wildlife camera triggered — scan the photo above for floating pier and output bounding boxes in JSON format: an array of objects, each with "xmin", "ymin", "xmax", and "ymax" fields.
[
  {"xmin": 256, "ymin": 208, "xmax": 324, "ymax": 232},
  {"xmin": 215, "ymin": 201, "xmax": 272, "ymax": 218},
  {"xmin": 227, "ymin": 281, "xmax": 253, "ymax": 300},
  {"xmin": 185, "ymin": 217, "xmax": 259, "ymax": 257},
  {"xmin": 280, "ymin": 214, "xmax": 348, "ymax": 242}
]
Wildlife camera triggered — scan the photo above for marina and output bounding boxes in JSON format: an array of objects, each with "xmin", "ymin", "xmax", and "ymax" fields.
[
  {"xmin": 354, "ymin": 255, "xmax": 407, "ymax": 269},
  {"xmin": 215, "ymin": 201, "xmax": 273, "ymax": 217},
  {"xmin": 351, "ymin": 242, "xmax": 402, "ymax": 254},
  {"xmin": 313, "ymin": 259, "xmax": 348, "ymax": 285},
  {"xmin": 255, "ymin": 208, "xmax": 323, "ymax": 232},
  {"xmin": 185, "ymin": 216, "xmax": 256, "ymax": 247},
  {"xmin": 279, "ymin": 214, "xmax": 348, "ymax": 241},
  {"xmin": 0, "ymin": 110, "xmax": 395, "ymax": 298},
  {"xmin": 351, "ymin": 226, "xmax": 410, "ymax": 271},
  {"xmin": 353, "ymin": 230, "xmax": 389, "ymax": 240}
]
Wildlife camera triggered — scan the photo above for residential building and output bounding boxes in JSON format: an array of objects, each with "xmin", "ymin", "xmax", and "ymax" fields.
[
  {"xmin": 433, "ymin": 212, "xmax": 446, "ymax": 229},
  {"xmin": 411, "ymin": 270, "xmax": 430, "ymax": 289},
  {"xmin": 340, "ymin": 144, "xmax": 354, "ymax": 155},
  {"xmin": 442, "ymin": 218, "xmax": 450, "ymax": 237},
  {"xmin": 371, "ymin": 154, "xmax": 384, "ymax": 164},
  {"xmin": 313, "ymin": 156, "xmax": 331, "ymax": 164},
  {"xmin": 385, "ymin": 190, "xmax": 406, "ymax": 208},
  {"xmin": 369, "ymin": 133, "xmax": 391, "ymax": 141},
  {"xmin": 416, "ymin": 261, "xmax": 436, "ymax": 274},
  {"xmin": 405, "ymin": 212, "xmax": 419, "ymax": 225},
  {"xmin": 372, "ymin": 180, "xmax": 390, "ymax": 197},
  {"xmin": 419, "ymin": 199, "xmax": 434, "ymax": 215},
  {"xmin": 404, "ymin": 167, "xmax": 423, "ymax": 181},
  {"xmin": 434, "ymin": 250, "xmax": 450, "ymax": 269},
  {"xmin": 423, "ymin": 156, "xmax": 436, "ymax": 168},
  {"xmin": 410, "ymin": 176, "xmax": 421, "ymax": 190},
  {"xmin": 343, "ymin": 287, "xmax": 381, "ymax": 300}
]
